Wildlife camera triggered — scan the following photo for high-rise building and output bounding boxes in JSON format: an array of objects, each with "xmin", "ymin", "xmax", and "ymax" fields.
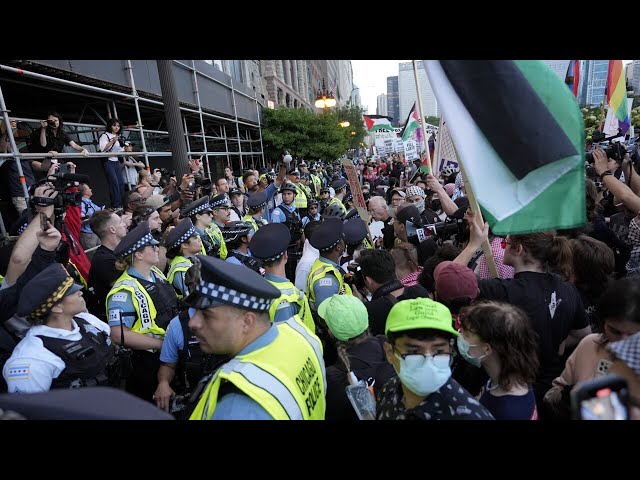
[
  {"xmin": 541, "ymin": 60, "xmax": 570, "ymax": 80},
  {"xmin": 376, "ymin": 94, "xmax": 388, "ymax": 116},
  {"xmin": 386, "ymin": 76, "xmax": 399, "ymax": 126},
  {"xmin": 582, "ymin": 60, "xmax": 609, "ymax": 107},
  {"xmin": 398, "ymin": 61, "xmax": 438, "ymax": 122},
  {"xmin": 632, "ymin": 60, "xmax": 640, "ymax": 95}
]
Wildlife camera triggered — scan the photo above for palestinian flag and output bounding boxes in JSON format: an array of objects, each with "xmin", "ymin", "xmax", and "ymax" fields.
[
  {"xmin": 400, "ymin": 102, "xmax": 421, "ymax": 141},
  {"xmin": 423, "ymin": 60, "xmax": 585, "ymax": 235},
  {"xmin": 363, "ymin": 114, "xmax": 394, "ymax": 132}
]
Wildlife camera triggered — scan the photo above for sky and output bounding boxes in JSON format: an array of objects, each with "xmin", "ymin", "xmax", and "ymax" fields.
[
  {"xmin": 352, "ymin": 60, "xmax": 634, "ymax": 116},
  {"xmin": 352, "ymin": 60, "xmax": 409, "ymax": 116}
]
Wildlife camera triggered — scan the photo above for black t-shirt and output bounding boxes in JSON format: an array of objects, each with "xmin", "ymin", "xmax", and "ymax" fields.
[
  {"xmin": 87, "ymin": 245, "xmax": 120, "ymax": 321},
  {"xmin": 478, "ymin": 271, "xmax": 589, "ymax": 396},
  {"xmin": 367, "ymin": 282, "xmax": 430, "ymax": 336},
  {"xmin": 28, "ymin": 128, "xmax": 72, "ymax": 154}
]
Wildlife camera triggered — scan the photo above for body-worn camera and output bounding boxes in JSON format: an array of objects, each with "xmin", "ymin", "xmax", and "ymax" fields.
[{"xmin": 344, "ymin": 263, "xmax": 366, "ymax": 291}]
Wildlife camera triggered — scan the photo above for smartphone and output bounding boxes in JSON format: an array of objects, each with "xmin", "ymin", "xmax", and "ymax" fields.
[
  {"xmin": 58, "ymin": 163, "xmax": 70, "ymax": 175},
  {"xmin": 40, "ymin": 212, "xmax": 49, "ymax": 231},
  {"xmin": 571, "ymin": 374, "xmax": 630, "ymax": 420}
]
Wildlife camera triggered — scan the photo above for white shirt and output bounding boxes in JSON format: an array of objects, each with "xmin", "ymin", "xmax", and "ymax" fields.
[
  {"xmin": 3, "ymin": 312, "xmax": 110, "ymax": 394},
  {"xmin": 99, "ymin": 132, "xmax": 124, "ymax": 162},
  {"xmin": 294, "ymin": 240, "xmax": 319, "ymax": 293}
]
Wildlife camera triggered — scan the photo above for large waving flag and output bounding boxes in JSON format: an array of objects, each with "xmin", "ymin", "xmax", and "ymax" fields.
[
  {"xmin": 363, "ymin": 114, "xmax": 394, "ymax": 132},
  {"xmin": 564, "ymin": 60, "xmax": 580, "ymax": 97},
  {"xmin": 606, "ymin": 60, "xmax": 630, "ymax": 135},
  {"xmin": 400, "ymin": 102, "xmax": 421, "ymax": 141},
  {"xmin": 424, "ymin": 60, "xmax": 585, "ymax": 235}
]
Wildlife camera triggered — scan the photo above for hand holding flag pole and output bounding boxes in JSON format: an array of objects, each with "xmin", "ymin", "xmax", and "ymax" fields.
[{"xmin": 452, "ymin": 144, "xmax": 499, "ymax": 279}]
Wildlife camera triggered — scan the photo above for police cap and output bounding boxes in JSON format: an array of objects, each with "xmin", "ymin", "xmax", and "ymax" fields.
[
  {"xmin": 310, "ymin": 217, "xmax": 344, "ymax": 252},
  {"xmin": 344, "ymin": 208, "xmax": 361, "ymax": 222},
  {"xmin": 113, "ymin": 222, "xmax": 159, "ymax": 258},
  {"xmin": 332, "ymin": 178, "xmax": 347, "ymax": 191},
  {"xmin": 249, "ymin": 223, "xmax": 291, "ymax": 262},
  {"xmin": 247, "ymin": 190, "xmax": 268, "ymax": 210},
  {"xmin": 182, "ymin": 195, "xmax": 212, "ymax": 217},
  {"xmin": 186, "ymin": 255, "xmax": 280, "ymax": 312},
  {"xmin": 343, "ymin": 218, "xmax": 368, "ymax": 245},
  {"xmin": 17, "ymin": 263, "xmax": 83, "ymax": 322},
  {"xmin": 221, "ymin": 221, "xmax": 252, "ymax": 243},
  {"xmin": 165, "ymin": 218, "xmax": 197, "ymax": 251},
  {"xmin": 209, "ymin": 193, "xmax": 231, "ymax": 209}
]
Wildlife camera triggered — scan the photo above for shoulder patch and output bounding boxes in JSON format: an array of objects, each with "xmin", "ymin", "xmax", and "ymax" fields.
[
  {"xmin": 318, "ymin": 278, "xmax": 333, "ymax": 287},
  {"xmin": 108, "ymin": 309, "xmax": 122, "ymax": 324},
  {"xmin": 111, "ymin": 293, "xmax": 128, "ymax": 303},
  {"xmin": 6, "ymin": 364, "xmax": 30, "ymax": 380}
]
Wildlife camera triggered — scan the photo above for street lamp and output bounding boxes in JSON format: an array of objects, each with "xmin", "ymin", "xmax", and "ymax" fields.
[
  {"xmin": 315, "ymin": 78, "xmax": 336, "ymax": 112},
  {"xmin": 339, "ymin": 121, "xmax": 350, "ymax": 128}
]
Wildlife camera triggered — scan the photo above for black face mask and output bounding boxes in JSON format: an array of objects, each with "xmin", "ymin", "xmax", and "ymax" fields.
[{"xmin": 431, "ymin": 199, "xmax": 441, "ymax": 211}]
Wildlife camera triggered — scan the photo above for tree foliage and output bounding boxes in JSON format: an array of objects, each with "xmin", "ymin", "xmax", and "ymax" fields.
[
  {"xmin": 262, "ymin": 105, "xmax": 366, "ymax": 164},
  {"xmin": 581, "ymin": 103, "xmax": 640, "ymax": 142},
  {"xmin": 424, "ymin": 116, "xmax": 440, "ymax": 127}
]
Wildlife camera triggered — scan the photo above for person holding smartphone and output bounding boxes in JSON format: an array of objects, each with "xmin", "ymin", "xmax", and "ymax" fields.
[{"xmin": 99, "ymin": 118, "xmax": 125, "ymax": 209}]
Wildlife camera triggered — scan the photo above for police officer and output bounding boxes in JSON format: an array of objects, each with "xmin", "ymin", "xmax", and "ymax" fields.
[
  {"xmin": 341, "ymin": 218, "xmax": 370, "ymax": 271},
  {"xmin": 318, "ymin": 186, "xmax": 331, "ymax": 215},
  {"xmin": 306, "ymin": 218, "xmax": 353, "ymax": 314},
  {"xmin": 187, "ymin": 255, "xmax": 326, "ymax": 420},
  {"xmin": 309, "ymin": 166, "xmax": 323, "ymax": 199},
  {"xmin": 328, "ymin": 178, "xmax": 348, "ymax": 217},
  {"xmin": 106, "ymin": 222, "xmax": 179, "ymax": 401},
  {"xmin": 205, "ymin": 193, "xmax": 230, "ymax": 260},
  {"xmin": 271, "ymin": 182, "xmax": 303, "ymax": 282},
  {"xmin": 165, "ymin": 218, "xmax": 202, "ymax": 300},
  {"xmin": 249, "ymin": 223, "xmax": 315, "ymax": 333},
  {"xmin": 222, "ymin": 221, "xmax": 263, "ymax": 275},
  {"xmin": 287, "ymin": 168, "xmax": 309, "ymax": 218},
  {"xmin": 183, "ymin": 195, "xmax": 216, "ymax": 256},
  {"xmin": 302, "ymin": 199, "xmax": 321, "ymax": 229},
  {"xmin": 344, "ymin": 210, "xmax": 374, "ymax": 250},
  {"xmin": 3, "ymin": 263, "xmax": 113, "ymax": 393},
  {"xmin": 243, "ymin": 190, "xmax": 268, "ymax": 237},
  {"xmin": 154, "ymin": 259, "xmax": 227, "ymax": 418}
]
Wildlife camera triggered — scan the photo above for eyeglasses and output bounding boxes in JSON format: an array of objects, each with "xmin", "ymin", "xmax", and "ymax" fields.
[{"xmin": 392, "ymin": 346, "xmax": 452, "ymax": 368}]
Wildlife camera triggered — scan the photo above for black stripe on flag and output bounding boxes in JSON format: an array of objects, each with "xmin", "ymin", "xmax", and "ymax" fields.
[{"xmin": 440, "ymin": 61, "xmax": 578, "ymax": 180}]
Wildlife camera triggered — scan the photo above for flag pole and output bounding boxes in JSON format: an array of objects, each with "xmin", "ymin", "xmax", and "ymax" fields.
[
  {"xmin": 433, "ymin": 113, "xmax": 444, "ymax": 176},
  {"xmin": 450, "ymin": 142, "xmax": 499, "ymax": 279},
  {"xmin": 412, "ymin": 60, "xmax": 432, "ymax": 174}
]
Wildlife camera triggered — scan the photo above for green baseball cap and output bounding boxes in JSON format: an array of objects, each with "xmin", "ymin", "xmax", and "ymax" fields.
[
  {"xmin": 317, "ymin": 295, "xmax": 368, "ymax": 341},
  {"xmin": 385, "ymin": 298, "xmax": 458, "ymax": 336}
]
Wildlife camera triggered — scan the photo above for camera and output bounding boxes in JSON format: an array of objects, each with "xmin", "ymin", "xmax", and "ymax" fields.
[
  {"xmin": 47, "ymin": 119, "xmax": 55, "ymax": 127},
  {"xmin": 406, "ymin": 217, "xmax": 465, "ymax": 244},
  {"xmin": 344, "ymin": 263, "xmax": 366, "ymax": 291},
  {"xmin": 571, "ymin": 374, "xmax": 630, "ymax": 420}
]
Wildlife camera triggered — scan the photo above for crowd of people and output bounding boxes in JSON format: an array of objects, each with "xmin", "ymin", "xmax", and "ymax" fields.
[{"xmin": 1, "ymin": 129, "xmax": 640, "ymax": 421}]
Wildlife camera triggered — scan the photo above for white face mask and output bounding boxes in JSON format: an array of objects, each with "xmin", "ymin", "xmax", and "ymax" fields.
[
  {"xmin": 456, "ymin": 335, "xmax": 487, "ymax": 368},
  {"xmin": 394, "ymin": 353, "xmax": 451, "ymax": 397}
]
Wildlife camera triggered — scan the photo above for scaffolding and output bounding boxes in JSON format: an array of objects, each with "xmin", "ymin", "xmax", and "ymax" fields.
[{"xmin": 0, "ymin": 60, "xmax": 265, "ymax": 237}]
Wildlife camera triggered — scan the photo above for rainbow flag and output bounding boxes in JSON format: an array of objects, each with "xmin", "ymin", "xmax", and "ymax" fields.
[{"xmin": 606, "ymin": 60, "xmax": 630, "ymax": 134}]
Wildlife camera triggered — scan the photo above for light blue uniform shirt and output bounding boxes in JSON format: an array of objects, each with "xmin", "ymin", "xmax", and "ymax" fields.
[
  {"xmin": 211, "ymin": 324, "xmax": 279, "ymax": 420},
  {"xmin": 106, "ymin": 267, "xmax": 161, "ymax": 329},
  {"xmin": 271, "ymin": 202, "xmax": 298, "ymax": 224},
  {"xmin": 264, "ymin": 273, "xmax": 299, "ymax": 322},
  {"xmin": 301, "ymin": 213, "xmax": 320, "ymax": 229},
  {"xmin": 311, "ymin": 256, "xmax": 342, "ymax": 309},
  {"xmin": 159, "ymin": 308, "xmax": 196, "ymax": 364}
]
